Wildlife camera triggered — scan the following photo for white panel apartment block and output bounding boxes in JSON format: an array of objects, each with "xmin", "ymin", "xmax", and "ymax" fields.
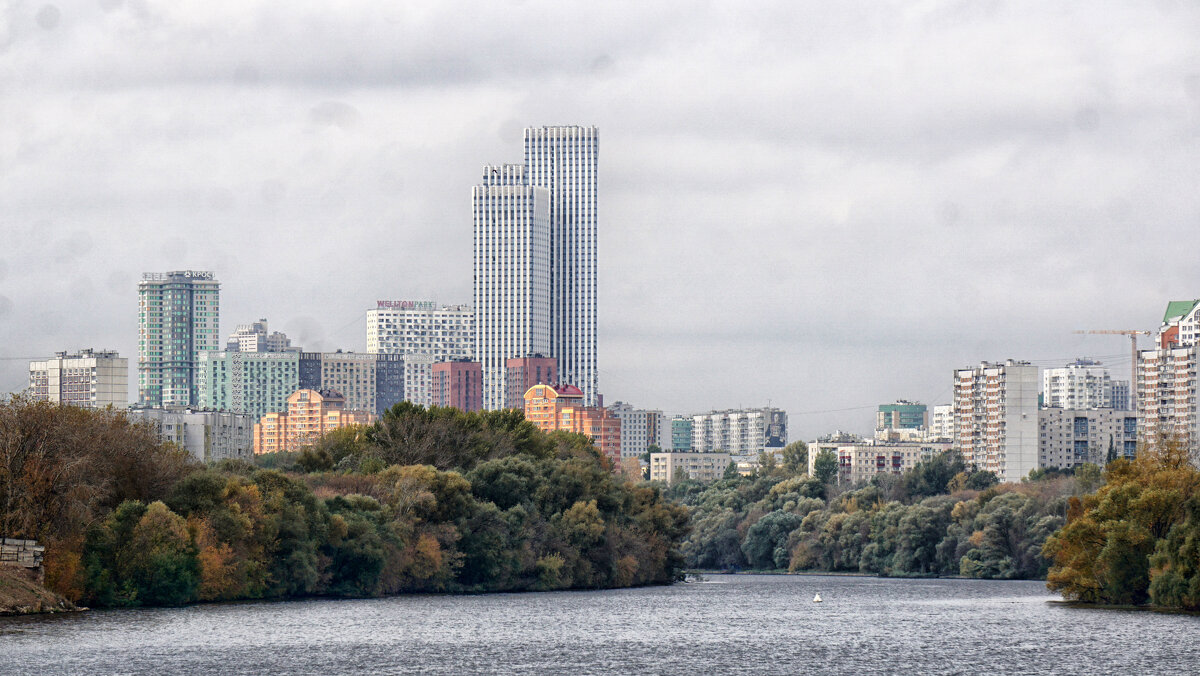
[
  {"xmin": 28, "ymin": 349, "xmax": 128, "ymax": 408},
  {"xmin": 366, "ymin": 303, "xmax": 475, "ymax": 361},
  {"xmin": 472, "ymin": 163, "xmax": 551, "ymax": 410},
  {"xmin": 1042, "ymin": 360, "xmax": 1124, "ymax": 410},
  {"xmin": 953, "ymin": 360, "xmax": 1039, "ymax": 482}
]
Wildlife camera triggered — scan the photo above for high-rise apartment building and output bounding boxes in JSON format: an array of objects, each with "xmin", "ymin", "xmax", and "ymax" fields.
[
  {"xmin": 1137, "ymin": 300, "xmax": 1200, "ymax": 454},
  {"xmin": 28, "ymin": 349, "xmax": 128, "ymax": 408},
  {"xmin": 526, "ymin": 126, "xmax": 599, "ymax": 407},
  {"xmin": 431, "ymin": 360, "xmax": 483, "ymax": 412},
  {"xmin": 226, "ymin": 319, "xmax": 296, "ymax": 353},
  {"xmin": 298, "ymin": 352, "xmax": 405, "ymax": 416},
  {"xmin": 1038, "ymin": 408, "xmax": 1138, "ymax": 469},
  {"xmin": 1042, "ymin": 359, "xmax": 1128, "ymax": 410},
  {"xmin": 504, "ymin": 355, "xmax": 558, "ymax": 410},
  {"xmin": 930, "ymin": 404, "xmax": 954, "ymax": 440},
  {"xmin": 253, "ymin": 389, "xmax": 374, "ymax": 455},
  {"xmin": 196, "ymin": 350, "xmax": 300, "ymax": 422},
  {"xmin": 473, "ymin": 164, "xmax": 551, "ymax": 410},
  {"xmin": 138, "ymin": 270, "xmax": 220, "ymax": 407},
  {"xmin": 609, "ymin": 402, "xmax": 667, "ymax": 459},
  {"xmin": 691, "ymin": 408, "xmax": 788, "ymax": 457},
  {"xmin": 474, "ymin": 126, "xmax": 599, "ymax": 409},
  {"xmin": 366, "ymin": 301, "xmax": 475, "ymax": 361},
  {"xmin": 952, "ymin": 360, "xmax": 1039, "ymax": 482},
  {"xmin": 671, "ymin": 416, "xmax": 694, "ymax": 451}
]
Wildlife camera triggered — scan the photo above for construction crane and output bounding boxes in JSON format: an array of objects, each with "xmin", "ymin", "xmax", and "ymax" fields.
[{"xmin": 1072, "ymin": 329, "xmax": 1152, "ymax": 394}]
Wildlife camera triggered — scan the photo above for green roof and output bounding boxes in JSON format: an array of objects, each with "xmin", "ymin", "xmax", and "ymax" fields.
[{"xmin": 1163, "ymin": 300, "xmax": 1200, "ymax": 323}]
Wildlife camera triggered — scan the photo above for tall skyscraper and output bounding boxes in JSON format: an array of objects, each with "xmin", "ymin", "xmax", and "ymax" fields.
[
  {"xmin": 138, "ymin": 270, "xmax": 220, "ymax": 407},
  {"xmin": 473, "ymin": 126, "xmax": 599, "ymax": 410},
  {"xmin": 525, "ymin": 126, "xmax": 599, "ymax": 406},
  {"xmin": 473, "ymin": 164, "xmax": 551, "ymax": 409}
]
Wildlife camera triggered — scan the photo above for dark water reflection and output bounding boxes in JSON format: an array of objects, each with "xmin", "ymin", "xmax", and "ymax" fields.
[{"xmin": 1, "ymin": 575, "xmax": 1197, "ymax": 674}]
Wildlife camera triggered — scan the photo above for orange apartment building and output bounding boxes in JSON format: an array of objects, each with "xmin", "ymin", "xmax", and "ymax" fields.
[
  {"xmin": 253, "ymin": 388, "xmax": 375, "ymax": 454},
  {"xmin": 523, "ymin": 384, "xmax": 621, "ymax": 463}
]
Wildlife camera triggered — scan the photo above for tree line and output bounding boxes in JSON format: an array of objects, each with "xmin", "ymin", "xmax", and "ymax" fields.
[
  {"xmin": 670, "ymin": 443, "xmax": 1094, "ymax": 580},
  {"xmin": 0, "ymin": 397, "xmax": 689, "ymax": 607}
]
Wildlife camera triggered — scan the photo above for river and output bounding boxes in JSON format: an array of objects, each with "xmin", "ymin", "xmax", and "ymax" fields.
[{"xmin": 0, "ymin": 575, "xmax": 1196, "ymax": 674}]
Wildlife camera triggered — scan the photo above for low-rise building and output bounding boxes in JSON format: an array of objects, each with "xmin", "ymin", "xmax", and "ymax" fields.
[
  {"xmin": 28, "ymin": 349, "xmax": 128, "ymax": 408},
  {"xmin": 807, "ymin": 438, "xmax": 951, "ymax": 485},
  {"xmin": 253, "ymin": 388, "xmax": 374, "ymax": 455},
  {"xmin": 650, "ymin": 452, "xmax": 731, "ymax": 484},
  {"xmin": 127, "ymin": 407, "xmax": 254, "ymax": 463}
]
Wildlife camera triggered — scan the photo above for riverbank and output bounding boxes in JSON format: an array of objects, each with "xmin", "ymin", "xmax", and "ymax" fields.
[{"xmin": 0, "ymin": 567, "xmax": 79, "ymax": 616}]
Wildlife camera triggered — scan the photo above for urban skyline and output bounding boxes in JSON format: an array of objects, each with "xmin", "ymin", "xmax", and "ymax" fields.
[{"xmin": 2, "ymin": 3, "xmax": 1198, "ymax": 439}]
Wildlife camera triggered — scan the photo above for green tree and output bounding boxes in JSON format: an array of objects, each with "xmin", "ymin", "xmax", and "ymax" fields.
[
  {"xmin": 781, "ymin": 441, "xmax": 808, "ymax": 475},
  {"xmin": 812, "ymin": 449, "xmax": 838, "ymax": 485}
]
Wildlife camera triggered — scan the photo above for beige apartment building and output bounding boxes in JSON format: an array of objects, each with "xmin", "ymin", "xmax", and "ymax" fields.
[
  {"xmin": 254, "ymin": 388, "xmax": 374, "ymax": 454},
  {"xmin": 953, "ymin": 360, "xmax": 1039, "ymax": 482},
  {"xmin": 650, "ymin": 452, "xmax": 731, "ymax": 485},
  {"xmin": 28, "ymin": 349, "xmax": 128, "ymax": 408}
]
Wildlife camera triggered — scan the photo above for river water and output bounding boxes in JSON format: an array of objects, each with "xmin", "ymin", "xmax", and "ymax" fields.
[{"xmin": 1, "ymin": 575, "xmax": 1197, "ymax": 674}]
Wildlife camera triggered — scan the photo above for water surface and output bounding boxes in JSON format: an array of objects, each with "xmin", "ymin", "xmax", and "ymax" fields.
[{"xmin": 1, "ymin": 575, "xmax": 1196, "ymax": 674}]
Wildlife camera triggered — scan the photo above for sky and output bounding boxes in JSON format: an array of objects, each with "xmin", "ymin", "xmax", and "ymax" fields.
[{"xmin": 2, "ymin": 0, "xmax": 1199, "ymax": 439}]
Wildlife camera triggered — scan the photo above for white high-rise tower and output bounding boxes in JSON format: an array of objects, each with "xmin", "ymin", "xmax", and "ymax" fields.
[
  {"xmin": 473, "ymin": 126, "xmax": 599, "ymax": 409},
  {"xmin": 525, "ymin": 126, "xmax": 599, "ymax": 406},
  {"xmin": 472, "ymin": 164, "xmax": 551, "ymax": 410}
]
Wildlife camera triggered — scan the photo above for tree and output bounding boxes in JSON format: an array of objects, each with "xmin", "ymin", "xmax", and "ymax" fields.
[
  {"xmin": 812, "ymin": 449, "xmax": 838, "ymax": 485},
  {"xmin": 781, "ymin": 441, "xmax": 808, "ymax": 475}
]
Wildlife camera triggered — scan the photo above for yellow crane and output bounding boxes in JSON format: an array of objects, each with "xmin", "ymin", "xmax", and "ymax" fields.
[{"xmin": 1072, "ymin": 329, "xmax": 1151, "ymax": 393}]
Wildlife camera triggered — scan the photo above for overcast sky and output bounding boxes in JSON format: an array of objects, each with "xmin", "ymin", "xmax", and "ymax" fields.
[{"xmin": 2, "ymin": 1, "xmax": 1199, "ymax": 438}]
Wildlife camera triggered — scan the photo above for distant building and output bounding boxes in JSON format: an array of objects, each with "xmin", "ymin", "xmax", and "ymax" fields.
[
  {"xmin": 128, "ymin": 407, "xmax": 254, "ymax": 463},
  {"xmin": 671, "ymin": 416, "xmax": 693, "ymax": 451},
  {"xmin": 1042, "ymin": 359, "xmax": 1128, "ymax": 410},
  {"xmin": 504, "ymin": 355, "xmax": 558, "ymax": 410},
  {"xmin": 691, "ymin": 408, "xmax": 787, "ymax": 457},
  {"xmin": 929, "ymin": 405, "xmax": 954, "ymax": 441},
  {"xmin": 1038, "ymin": 408, "xmax": 1138, "ymax": 469},
  {"xmin": 366, "ymin": 301, "xmax": 474, "ymax": 361},
  {"xmin": 523, "ymin": 384, "xmax": 620, "ymax": 463},
  {"xmin": 1137, "ymin": 300, "xmax": 1200, "ymax": 454},
  {"xmin": 226, "ymin": 318, "xmax": 297, "ymax": 353},
  {"xmin": 876, "ymin": 400, "xmax": 928, "ymax": 430},
  {"xmin": 609, "ymin": 402, "xmax": 666, "ymax": 459},
  {"xmin": 197, "ymin": 351, "xmax": 300, "ymax": 422},
  {"xmin": 650, "ymin": 452, "xmax": 731, "ymax": 485},
  {"xmin": 401, "ymin": 353, "xmax": 435, "ymax": 408},
  {"xmin": 298, "ymin": 352, "xmax": 405, "ymax": 416},
  {"xmin": 253, "ymin": 389, "xmax": 374, "ymax": 455},
  {"xmin": 953, "ymin": 360, "xmax": 1039, "ymax": 482},
  {"xmin": 28, "ymin": 349, "xmax": 128, "ymax": 408},
  {"xmin": 138, "ymin": 270, "xmax": 220, "ymax": 407},
  {"xmin": 431, "ymin": 360, "xmax": 483, "ymax": 412},
  {"xmin": 807, "ymin": 439, "xmax": 951, "ymax": 485}
]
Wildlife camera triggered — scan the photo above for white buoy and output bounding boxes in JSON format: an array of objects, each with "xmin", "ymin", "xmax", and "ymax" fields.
[{"xmin": 813, "ymin": 593, "xmax": 822, "ymax": 603}]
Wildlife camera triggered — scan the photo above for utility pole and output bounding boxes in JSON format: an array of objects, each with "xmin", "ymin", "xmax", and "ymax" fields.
[{"xmin": 1072, "ymin": 330, "xmax": 1151, "ymax": 404}]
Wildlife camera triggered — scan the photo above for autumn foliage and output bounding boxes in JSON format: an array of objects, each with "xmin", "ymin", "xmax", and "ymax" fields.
[
  {"xmin": 0, "ymin": 398, "xmax": 689, "ymax": 607},
  {"xmin": 1043, "ymin": 438, "xmax": 1200, "ymax": 609}
]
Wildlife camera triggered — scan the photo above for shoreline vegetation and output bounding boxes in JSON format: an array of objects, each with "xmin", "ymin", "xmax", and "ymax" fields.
[
  {"xmin": 668, "ymin": 448, "xmax": 1077, "ymax": 583},
  {"xmin": 3, "ymin": 396, "xmax": 1199, "ymax": 615},
  {"xmin": 0, "ymin": 398, "xmax": 688, "ymax": 613}
]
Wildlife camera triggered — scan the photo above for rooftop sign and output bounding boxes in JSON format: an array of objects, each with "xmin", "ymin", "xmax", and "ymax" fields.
[{"xmin": 376, "ymin": 300, "xmax": 436, "ymax": 311}]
